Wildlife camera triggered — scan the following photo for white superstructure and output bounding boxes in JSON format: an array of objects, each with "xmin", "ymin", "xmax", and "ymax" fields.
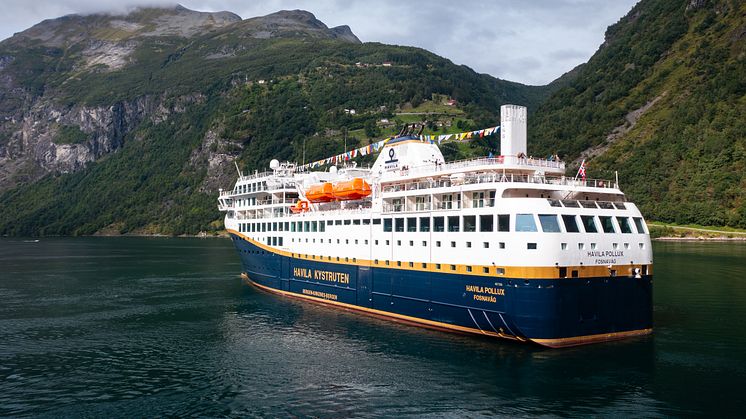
[{"xmin": 218, "ymin": 105, "xmax": 652, "ymax": 279}]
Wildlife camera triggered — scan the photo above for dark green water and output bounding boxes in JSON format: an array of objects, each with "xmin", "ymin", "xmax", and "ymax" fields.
[{"xmin": 1, "ymin": 238, "xmax": 744, "ymax": 417}]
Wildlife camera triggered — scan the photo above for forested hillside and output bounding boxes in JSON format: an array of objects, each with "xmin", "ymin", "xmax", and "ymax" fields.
[
  {"xmin": 530, "ymin": 0, "xmax": 746, "ymax": 227},
  {"xmin": 0, "ymin": 7, "xmax": 544, "ymax": 235}
]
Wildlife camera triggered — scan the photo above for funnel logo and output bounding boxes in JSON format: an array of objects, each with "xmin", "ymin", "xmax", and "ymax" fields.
[{"xmin": 384, "ymin": 148, "xmax": 399, "ymax": 170}]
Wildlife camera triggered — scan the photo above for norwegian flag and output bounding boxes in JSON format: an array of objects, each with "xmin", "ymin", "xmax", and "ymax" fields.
[{"xmin": 577, "ymin": 159, "xmax": 587, "ymax": 181}]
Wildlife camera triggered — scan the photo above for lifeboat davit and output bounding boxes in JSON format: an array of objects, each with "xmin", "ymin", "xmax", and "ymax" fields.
[
  {"xmin": 290, "ymin": 200, "xmax": 310, "ymax": 213},
  {"xmin": 305, "ymin": 182, "xmax": 334, "ymax": 202},
  {"xmin": 332, "ymin": 178, "xmax": 371, "ymax": 201}
]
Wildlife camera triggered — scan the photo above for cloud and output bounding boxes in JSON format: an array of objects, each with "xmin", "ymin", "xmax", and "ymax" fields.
[{"xmin": 0, "ymin": 0, "xmax": 639, "ymax": 85}]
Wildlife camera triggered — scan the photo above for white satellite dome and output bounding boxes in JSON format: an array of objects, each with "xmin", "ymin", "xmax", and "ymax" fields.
[
  {"xmin": 329, "ymin": 166, "xmax": 338, "ymax": 174},
  {"xmin": 269, "ymin": 159, "xmax": 280, "ymax": 170}
]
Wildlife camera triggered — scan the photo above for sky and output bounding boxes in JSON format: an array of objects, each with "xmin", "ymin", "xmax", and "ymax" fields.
[{"xmin": 0, "ymin": 0, "xmax": 639, "ymax": 86}]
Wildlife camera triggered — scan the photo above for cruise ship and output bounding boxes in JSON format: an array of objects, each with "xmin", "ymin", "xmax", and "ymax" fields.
[{"xmin": 218, "ymin": 105, "xmax": 653, "ymax": 348}]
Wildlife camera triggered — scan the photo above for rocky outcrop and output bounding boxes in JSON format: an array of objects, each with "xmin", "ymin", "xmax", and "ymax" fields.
[
  {"xmin": 188, "ymin": 129, "xmax": 243, "ymax": 195},
  {"xmin": 0, "ymin": 92, "xmax": 205, "ymax": 192}
]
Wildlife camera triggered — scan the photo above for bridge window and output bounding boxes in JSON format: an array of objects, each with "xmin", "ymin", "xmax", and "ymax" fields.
[
  {"xmin": 633, "ymin": 217, "xmax": 646, "ymax": 234},
  {"xmin": 579, "ymin": 200, "xmax": 597, "ymax": 209},
  {"xmin": 613, "ymin": 202, "xmax": 627, "ymax": 210},
  {"xmin": 548, "ymin": 199, "xmax": 562, "ymax": 207},
  {"xmin": 617, "ymin": 217, "xmax": 632, "ymax": 233},
  {"xmin": 538, "ymin": 214, "xmax": 561, "ymax": 232},
  {"xmin": 581, "ymin": 215, "xmax": 598, "ymax": 233},
  {"xmin": 599, "ymin": 216, "xmax": 616, "ymax": 233},
  {"xmin": 562, "ymin": 215, "xmax": 580, "ymax": 232},
  {"xmin": 515, "ymin": 214, "xmax": 538, "ymax": 232}
]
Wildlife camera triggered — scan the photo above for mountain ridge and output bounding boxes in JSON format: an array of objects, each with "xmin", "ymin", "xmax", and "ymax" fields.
[{"xmin": 0, "ymin": 5, "xmax": 545, "ymax": 235}]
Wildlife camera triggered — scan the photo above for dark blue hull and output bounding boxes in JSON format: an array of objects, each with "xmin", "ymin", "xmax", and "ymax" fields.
[{"xmin": 230, "ymin": 233, "xmax": 652, "ymax": 347}]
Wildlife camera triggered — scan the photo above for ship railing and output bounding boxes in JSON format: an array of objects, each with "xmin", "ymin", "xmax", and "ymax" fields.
[
  {"xmin": 395, "ymin": 156, "xmax": 565, "ymax": 179},
  {"xmin": 382, "ymin": 173, "xmax": 616, "ymax": 193}
]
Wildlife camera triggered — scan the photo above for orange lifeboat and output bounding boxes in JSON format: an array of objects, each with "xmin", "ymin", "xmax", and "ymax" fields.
[
  {"xmin": 332, "ymin": 178, "xmax": 372, "ymax": 201},
  {"xmin": 290, "ymin": 200, "xmax": 310, "ymax": 213},
  {"xmin": 305, "ymin": 182, "xmax": 334, "ymax": 202}
]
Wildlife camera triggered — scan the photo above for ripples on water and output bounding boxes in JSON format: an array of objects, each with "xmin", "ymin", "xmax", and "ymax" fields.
[{"xmin": 0, "ymin": 238, "xmax": 744, "ymax": 417}]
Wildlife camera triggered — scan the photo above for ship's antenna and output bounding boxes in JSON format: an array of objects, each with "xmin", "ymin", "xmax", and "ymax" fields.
[
  {"xmin": 615, "ymin": 171, "xmax": 619, "ymax": 188},
  {"xmin": 302, "ymin": 137, "xmax": 306, "ymax": 167},
  {"xmin": 234, "ymin": 161, "xmax": 243, "ymax": 178}
]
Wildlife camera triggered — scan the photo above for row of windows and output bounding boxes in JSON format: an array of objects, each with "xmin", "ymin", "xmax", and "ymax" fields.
[
  {"xmin": 238, "ymin": 214, "xmax": 646, "ymax": 235},
  {"xmin": 548, "ymin": 199, "xmax": 626, "ymax": 210},
  {"xmin": 283, "ymin": 236, "xmax": 644, "ymax": 252}
]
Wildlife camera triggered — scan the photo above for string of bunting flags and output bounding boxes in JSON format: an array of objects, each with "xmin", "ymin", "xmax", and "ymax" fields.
[{"xmin": 298, "ymin": 125, "xmax": 500, "ymax": 171}]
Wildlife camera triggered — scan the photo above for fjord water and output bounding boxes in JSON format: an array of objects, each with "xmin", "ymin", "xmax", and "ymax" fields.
[{"xmin": 1, "ymin": 238, "xmax": 744, "ymax": 417}]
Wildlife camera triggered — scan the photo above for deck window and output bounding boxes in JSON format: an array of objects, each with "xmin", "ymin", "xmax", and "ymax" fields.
[
  {"xmin": 395, "ymin": 218, "xmax": 405, "ymax": 232},
  {"xmin": 407, "ymin": 217, "xmax": 417, "ymax": 232},
  {"xmin": 419, "ymin": 217, "xmax": 430, "ymax": 232},
  {"xmin": 617, "ymin": 217, "xmax": 632, "ymax": 233},
  {"xmin": 434, "ymin": 216, "xmax": 445, "ymax": 232},
  {"xmin": 480, "ymin": 215, "xmax": 494, "ymax": 232},
  {"xmin": 633, "ymin": 217, "xmax": 646, "ymax": 234},
  {"xmin": 448, "ymin": 216, "xmax": 460, "ymax": 232},
  {"xmin": 335, "ymin": 220, "xmax": 342, "ymax": 225},
  {"xmin": 363, "ymin": 219, "xmax": 371, "ymax": 225},
  {"xmin": 548, "ymin": 199, "xmax": 562, "ymax": 207},
  {"xmin": 561, "ymin": 215, "xmax": 580, "ymax": 233},
  {"xmin": 562, "ymin": 200, "xmax": 580, "ymax": 208},
  {"xmin": 463, "ymin": 215, "xmax": 476, "ymax": 232},
  {"xmin": 353, "ymin": 219, "xmax": 361, "ymax": 225},
  {"xmin": 319, "ymin": 222, "xmax": 325, "ymax": 232},
  {"xmin": 599, "ymin": 216, "xmax": 616, "ymax": 233},
  {"xmin": 498, "ymin": 214, "xmax": 510, "ymax": 232},
  {"xmin": 581, "ymin": 216, "xmax": 598, "ymax": 233},
  {"xmin": 344, "ymin": 219, "xmax": 351, "ymax": 225},
  {"xmin": 579, "ymin": 200, "xmax": 598, "ymax": 209},
  {"xmin": 598, "ymin": 201, "xmax": 615, "ymax": 209},
  {"xmin": 539, "ymin": 214, "xmax": 561, "ymax": 232},
  {"xmin": 372, "ymin": 218, "xmax": 381, "ymax": 225},
  {"xmin": 303, "ymin": 221, "xmax": 309, "ymax": 232},
  {"xmin": 614, "ymin": 202, "xmax": 627, "ymax": 210},
  {"xmin": 515, "ymin": 214, "xmax": 538, "ymax": 232},
  {"xmin": 383, "ymin": 219, "xmax": 392, "ymax": 232},
  {"xmin": 311, "ymin": 221, "xmax": 318, "ymax": 232}
]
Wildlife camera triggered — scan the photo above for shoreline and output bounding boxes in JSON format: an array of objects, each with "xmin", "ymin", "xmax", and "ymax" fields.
[{"xmin": 653, "ymin": 236, "xmax": 746, "ymax": 242}]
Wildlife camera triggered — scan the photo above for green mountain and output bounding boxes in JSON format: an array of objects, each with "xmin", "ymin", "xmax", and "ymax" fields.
[
  {"xmin": 530, "ymin": 0, "xmax": 746, "ymax": 228},
  {"xmin": 0, "ymin": 6, "xmax": 545, "ymax": 235}
]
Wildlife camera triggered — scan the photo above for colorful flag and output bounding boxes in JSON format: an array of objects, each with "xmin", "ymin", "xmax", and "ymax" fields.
[{"xmin": 577, "ymin": 159, "xmax": 587, "ymax": 182}]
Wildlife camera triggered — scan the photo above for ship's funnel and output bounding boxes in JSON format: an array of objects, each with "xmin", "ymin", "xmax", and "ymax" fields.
[{"xmin": 500, "ymin": 104, "xmax": 527, "ymax": 156}]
